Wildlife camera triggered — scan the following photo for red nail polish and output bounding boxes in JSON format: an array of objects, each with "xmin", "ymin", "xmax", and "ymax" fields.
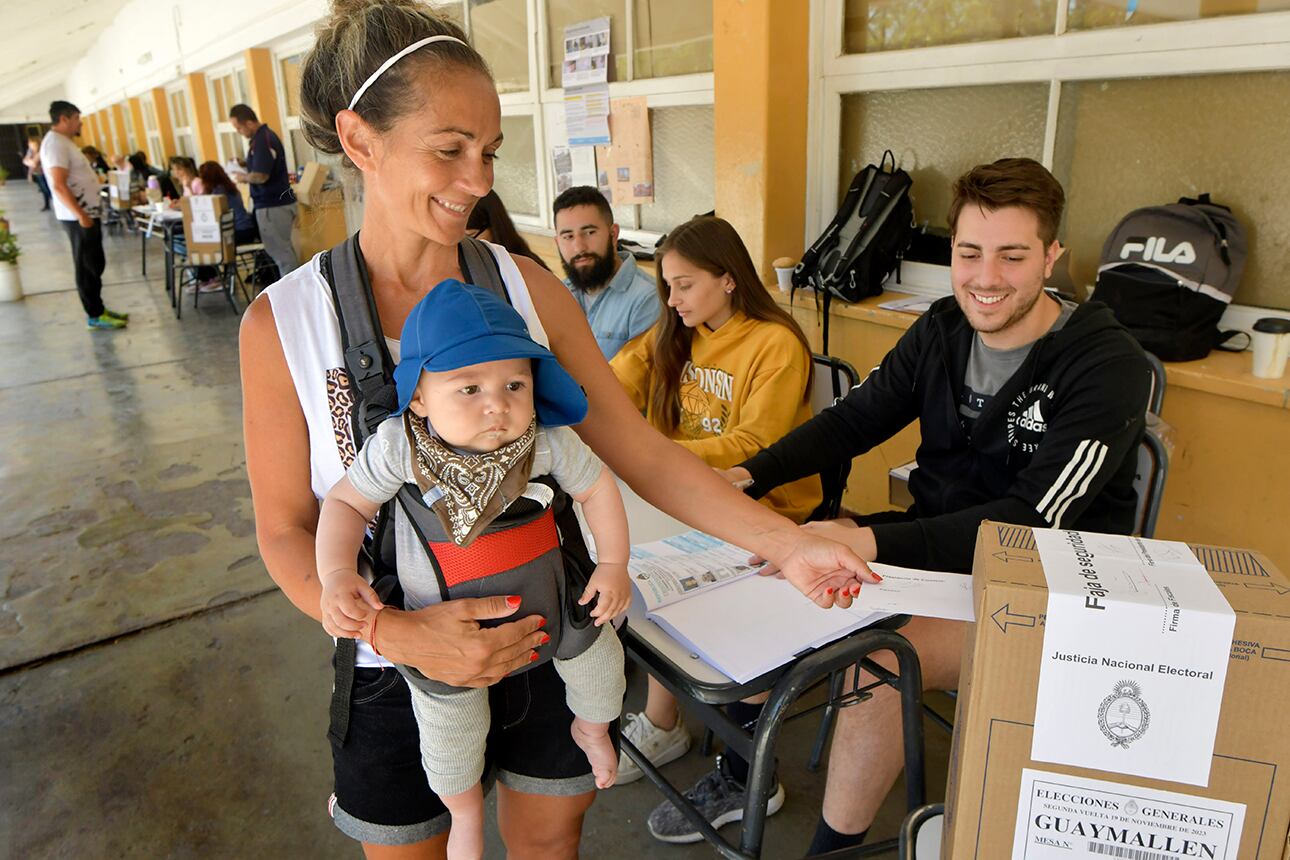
[
  {"xmin": 506, "ymin": 595, "xmax": 522, "ymax": 608},
  {"xmin": 825, "ymin": 587, "xmax": 834, "ymax": 595},
  {"xmin": 536, "ymin": 616, "xmax": 547, "ymax": 628},
  {"xmin": 539, "ymin": 633, "xmax": 551, "ymax": 645},
  {"xmin": 530, "ymin": 651, "xmax": 540, "ymax": 662},
  {"xmin": 872, "ymin": 574, "xmax": 883, "ymax": 583}
]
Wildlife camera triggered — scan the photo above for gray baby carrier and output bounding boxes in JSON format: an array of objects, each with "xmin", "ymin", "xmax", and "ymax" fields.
[{"xmin": 321, "ymin": 233, "xmax": 599, "ymax": 739}]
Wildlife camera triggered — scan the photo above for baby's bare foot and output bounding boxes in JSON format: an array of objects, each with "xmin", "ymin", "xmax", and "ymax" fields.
[{"xmin": 570, "ymin": 717, "xmax": 618, "ymax": 789}]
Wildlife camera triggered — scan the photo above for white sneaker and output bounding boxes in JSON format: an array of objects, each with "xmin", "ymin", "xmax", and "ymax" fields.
[{"xmin": 617, "ymin": 711, "xmax": 692, "ymax": 785}]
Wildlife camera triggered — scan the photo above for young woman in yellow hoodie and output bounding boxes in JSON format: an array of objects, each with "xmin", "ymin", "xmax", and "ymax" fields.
[{"xmin": 610, "ymin": 216, "xmax": 820, "ymax": 830}]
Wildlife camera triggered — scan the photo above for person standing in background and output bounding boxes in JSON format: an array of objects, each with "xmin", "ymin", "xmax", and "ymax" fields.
[
  {"xmin": 23, "ymin": 133, "xmax": 52, "ymax": 211},
  {"xmin": 229, "ymin": 103, "xmax": 298, "ymax": 279},
  {"xmin": 40, "ymin": 100, "xmax": 128, "ymax": 330}
]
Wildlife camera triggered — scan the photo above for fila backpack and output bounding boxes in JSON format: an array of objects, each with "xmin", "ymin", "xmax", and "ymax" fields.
[{"xmin": 1094, "ymin": 194, "xmax": 1246, "ymax": 361}]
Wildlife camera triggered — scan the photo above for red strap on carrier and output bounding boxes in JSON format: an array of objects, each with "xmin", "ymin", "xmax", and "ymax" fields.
[{"xmin": 427, "ymin": 508, "xmax": 559, "ymax": 588}]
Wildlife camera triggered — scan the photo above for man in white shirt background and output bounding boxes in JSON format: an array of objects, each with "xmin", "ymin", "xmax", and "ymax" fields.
[{"xmin": 40, "ymin": 100, "xmax": 128, "ymax": 330}]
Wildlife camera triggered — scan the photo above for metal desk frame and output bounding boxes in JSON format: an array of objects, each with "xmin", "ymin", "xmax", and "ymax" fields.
[{"xmin": 620, "ymin": 617, "xmax": 926, "ymax": 859}]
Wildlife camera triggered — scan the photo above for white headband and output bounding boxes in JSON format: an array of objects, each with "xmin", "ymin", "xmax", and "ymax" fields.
[{"xmin": 347, "ymin": 35, "xmax": 467, "ymax": 111}]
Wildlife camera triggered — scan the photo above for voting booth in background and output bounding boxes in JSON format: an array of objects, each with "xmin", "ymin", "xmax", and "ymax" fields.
[{"xmin": 946, "ymin": 522, "xmax": 1290, "ymax": 859}]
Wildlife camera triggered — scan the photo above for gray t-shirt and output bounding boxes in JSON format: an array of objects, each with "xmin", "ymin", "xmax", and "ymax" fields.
[
  {"xmin": 39, "ymin": 131, "xmax": 100, "ymax": 222},
  {"xmin": 959, "ymin": 298, "xmax": 1076, "ymax": 430},
  {"xmin": 346, "ymin": 415, "xmax": 603, "ymax": 611}
]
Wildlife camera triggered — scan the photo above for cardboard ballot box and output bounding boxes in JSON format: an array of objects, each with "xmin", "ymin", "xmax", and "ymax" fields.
[
  {"xmin": 108, "ymin": 169, "xmax": 132, "ymax": 210},
  {"xmin": 945, "ymin": 522, "xmax": 1290, "ymax": 859},
  {"xmin": 180, "ymin": 195, "xmax": 235, "ymax": 265}
]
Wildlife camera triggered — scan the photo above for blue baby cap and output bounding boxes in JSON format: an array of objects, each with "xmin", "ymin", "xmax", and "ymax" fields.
[{"xmin": 392, "ymin": 279, "xmax": 589, "ymax": 427}]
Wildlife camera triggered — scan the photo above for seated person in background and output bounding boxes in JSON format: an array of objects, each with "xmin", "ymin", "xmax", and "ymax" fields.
[
  {"xmin": 126, "ymin": 153, "xmax": 152, "ymax": 204},
  {"xmin": 467, "ymin": 189, "xmax": 551, "ymax": 271},
  {"xmin": 81, "ymin": 146, "xmax": 109, "ymax": 176},
  {"xmin": 720, "ymin": 157, "xmax": 1150, "ymax": 855},
  {"xmin": 167, "ymin": 156, "xmax": 199, "ymax": 200},
  {"xmin": 554, "ymin": 185, "xmax": 660, "ymax": 360},
  {"xmin": 131, "ymin": 150, "xmax": 178, "ymax": 199},
  {"xmin": 195, "ymin": 161, "xmax": 259, "ymax": 245},
  {"xmin": 609, "ymin": 215, "xmax": 821, "ymax": 836}
]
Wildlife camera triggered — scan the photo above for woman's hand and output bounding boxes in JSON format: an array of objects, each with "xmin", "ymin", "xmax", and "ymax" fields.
[
  {"xmin": 754, "ymin": 520, "xmax": 881, "ymax": 609},
  {"xmin": 373, "ymin": 595, "xmax": 550, "ymax": 688}
]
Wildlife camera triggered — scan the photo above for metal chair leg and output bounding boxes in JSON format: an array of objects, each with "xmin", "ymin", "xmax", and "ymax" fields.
[{"xmin": 808, "ymin": 669, "xmax": 846, "ymax": 772}]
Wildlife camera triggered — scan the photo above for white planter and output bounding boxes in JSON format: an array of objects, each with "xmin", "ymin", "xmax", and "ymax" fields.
[{"xmin": 0, "ymin": 261, "xmax": 23, "ymax": 302}]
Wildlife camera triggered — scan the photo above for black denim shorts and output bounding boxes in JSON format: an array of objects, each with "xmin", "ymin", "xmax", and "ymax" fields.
[{"xmin": 328, "ymin": 659, "xmax": 619, "ymax": 846}]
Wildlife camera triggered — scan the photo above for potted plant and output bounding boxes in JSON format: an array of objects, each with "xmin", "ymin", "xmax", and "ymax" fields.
[{"xmin": 0, "ymin": 213, "xmax": 23, "ymax": 301}]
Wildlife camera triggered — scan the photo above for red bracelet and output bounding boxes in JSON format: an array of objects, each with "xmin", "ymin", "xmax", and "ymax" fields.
[{"xmin": 368, "ymin": 606, "xmax": 388, "ymax": 658}]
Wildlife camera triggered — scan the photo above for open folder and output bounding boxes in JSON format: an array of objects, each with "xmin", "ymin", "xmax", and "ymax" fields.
[{"xmin": 628, "ymin": 531, "xmax": 975, "ymax": 683}]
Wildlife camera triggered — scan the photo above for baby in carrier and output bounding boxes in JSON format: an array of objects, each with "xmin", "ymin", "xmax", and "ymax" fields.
[{"xmin": 317, "ymin": 280, "xmax": 629, "ymax": 859}]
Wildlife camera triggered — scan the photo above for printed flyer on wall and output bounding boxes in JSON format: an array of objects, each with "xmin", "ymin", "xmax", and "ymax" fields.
[{"xmin": 1012, "ymin": 769, "xmax": 1245, "ymax": 859}]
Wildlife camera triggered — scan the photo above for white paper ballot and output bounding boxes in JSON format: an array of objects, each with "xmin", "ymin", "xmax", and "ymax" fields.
[
  {"xmin": 1012, "ymin": 769, "xmax": 1245, "ymax": 859},
  {"xmin": 856, "ymin": 564, "xmax": 975, "ymax": 621},
  {"xmin": 1031, "ymin": 530, "xmax": 1235, "ymax": 786}
]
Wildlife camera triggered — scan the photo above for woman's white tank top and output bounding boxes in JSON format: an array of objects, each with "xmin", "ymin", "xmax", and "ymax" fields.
[{"xmin": 266, "ymin": 241, "xmax": 549, "ymax": 667}]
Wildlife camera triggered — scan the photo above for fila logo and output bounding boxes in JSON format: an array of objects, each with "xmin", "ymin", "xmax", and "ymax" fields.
[
  {"xmin": 1017, "ymin": 399, "xmax": 1047, "ymax": 433},
  {"xmin": 1119, "ymin": 236, "xmax": 1196, "ymax": 265}
]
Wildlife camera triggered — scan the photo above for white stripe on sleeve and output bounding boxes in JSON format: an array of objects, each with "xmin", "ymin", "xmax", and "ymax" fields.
[
  {"xmin": 1037, "ymin": 439, "xmax": 1093, "ymax": 518},
  {"xmin": 1051, "ymin": 441, "xmax": 1109, "ymax": 529}
]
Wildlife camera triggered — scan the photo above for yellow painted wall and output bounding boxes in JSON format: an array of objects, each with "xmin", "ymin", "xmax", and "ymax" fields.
[
  {"xmin": 150, "ymin": 88, "xmax": 176, "ymax": 161},
  {"xmin": 110, "ymin": 103, "xmax": 128, "ymax": 154},
  {"xmin": 185, "ymin": 73, "xmax": 218, "ymax": 162},
  {"xmin": 243, "ymin": 48, "xmax": 285, "ymax": 137},
  {"xmin": 127, "ymin": 97, "xmax": 147, "ymax": 156},
  {"xmin": 712, "ymin": 0, "xmax": 810, "ymax": 282}
]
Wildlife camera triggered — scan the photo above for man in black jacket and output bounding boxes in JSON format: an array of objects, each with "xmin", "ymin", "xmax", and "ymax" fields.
[{"xmin": 726, "ymin": 158, "xmax": 1150, "ymax": 854}]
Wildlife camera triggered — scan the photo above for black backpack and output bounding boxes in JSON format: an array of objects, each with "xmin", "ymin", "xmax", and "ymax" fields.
[
  {"xmin": 792, "ymin": 150, "xmax": 913, "ymax": 354},
  {"xmin": 1094, "ymin": 194, "xmax": 1247, "ymax": 361}
]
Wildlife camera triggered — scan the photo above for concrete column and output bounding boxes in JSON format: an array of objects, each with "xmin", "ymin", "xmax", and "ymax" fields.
[
  {"xmin": 243, "ymin": 48, "xmax": 286, "ymax": 136},
  {"xmin": 185, "ymin": 73, "xmax": 218, "ymax": 162},
  {"xmin": 150, "ymin": 88, "xmax": 176, "ymax": 161},
  {"xmin": 712, "ymin": 0, "xmax": 811, "ymax": 281}
]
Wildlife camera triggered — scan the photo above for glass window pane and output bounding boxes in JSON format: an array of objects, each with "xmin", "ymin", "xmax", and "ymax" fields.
[
  {"xmin": 494, "ymin": 114, "xmax": 539, "ymax": 217},
  {"xmin": 289, "ymin": 128, "xmax": 317, "ymax": 174},
  {"xmin": 547, "ymin": 0, "xmax": 627, "ymax": 87},
  {"xmin": 844, "ymin": 0, "xmax": 1055, "ymax": 53},
  {"xmin": 280, "ymin": 54, "xmax": 304, "ymax": 118},
  {"xmin": 122, "ymin": 109, "xmax": 136, "ymax": 150},
  {"xmin": 170, "ymin": 90, "xmax": 189, "ymax": 129},
  {"xmin": 220, "ymin": 131, "xmax": 245, "ymax": 164},
  {"xmin": 213, "ymin": 76, "xmax": 229, "ymax": 120},
  {"xmin": 175, "ymin": 132, "xmax": 195, "ymax": 157},
  {"xmin": 639, "ymin": 105, "xmax": 714, "ymax": 234},
  {"xmin": 143, "ymin": 100, "xmax": 157, "ymax": 132},
  {"xmin": 1053, "ymin": 71, "xmax": 1290, "ymax": 310},
  {"xmin": 633, "ymin": 0, "xmax": 713, "ymax": 79},
  {"xmin": 235, "ymin": 68, "xmax": 249, "ymax": 102},
  {"xmin": 470, "ymin": 0, "xmax": 529, "ymax": 93},
  {"xmin": 838, "ymin": 84, "xmax": 1048, "ymax": 232},
  {"xmin": 1068, "ymin": 0, "xmax": 1290, "ymax": 31}
]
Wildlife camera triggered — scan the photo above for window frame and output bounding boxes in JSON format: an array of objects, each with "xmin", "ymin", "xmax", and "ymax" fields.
[
  {"xmin": 205, "ymin": 61, "xmax": 251, "ymax": 165},
  {"xmin": 165, "ymin": 83, "xmax": 197, "ymax": 159},
  {"xmin": 806, "ymin": 0, "xmax": 1290, "ymax": 322}
]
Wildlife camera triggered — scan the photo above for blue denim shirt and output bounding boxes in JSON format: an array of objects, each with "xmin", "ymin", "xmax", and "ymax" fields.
[{"xmin": 564, "ymin": 251, "xmax": 661, "ymax": 360}]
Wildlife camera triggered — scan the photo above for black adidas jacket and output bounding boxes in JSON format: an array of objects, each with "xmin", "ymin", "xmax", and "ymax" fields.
[{"xmin": 741, "ymin": 296, "xmax": 1150, "ymax": 572}]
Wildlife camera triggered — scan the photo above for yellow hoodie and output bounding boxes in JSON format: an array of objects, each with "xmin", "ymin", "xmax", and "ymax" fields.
[{"xmin": 612, "ymin": 311, "xmax": 821, "ymax": 523}]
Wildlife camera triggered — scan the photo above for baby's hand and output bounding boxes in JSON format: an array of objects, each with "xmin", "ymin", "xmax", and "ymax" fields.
[
  {"xmin": 319, "ymin": 569, "xmax": 384, "ymax": 639},
  {"xmin": 579, "ymin": 562, "xmax": 631, "ymax": 627}
]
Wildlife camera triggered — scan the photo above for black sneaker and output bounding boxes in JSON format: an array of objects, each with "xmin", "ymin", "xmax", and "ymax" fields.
[{"xmin": 645, "ymin": 756, "xmax": 785, "ymax": 844}]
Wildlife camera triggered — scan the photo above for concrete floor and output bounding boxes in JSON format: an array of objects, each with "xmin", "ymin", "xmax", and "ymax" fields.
[{"xmin": 0, "ymin": 182, "xmax": 949, "ymax": 858}]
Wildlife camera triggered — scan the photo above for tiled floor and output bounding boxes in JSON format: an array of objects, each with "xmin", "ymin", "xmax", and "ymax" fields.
[{"xmin": 0, "ymin": 182, "xmax": 948, "ymax": 858}]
